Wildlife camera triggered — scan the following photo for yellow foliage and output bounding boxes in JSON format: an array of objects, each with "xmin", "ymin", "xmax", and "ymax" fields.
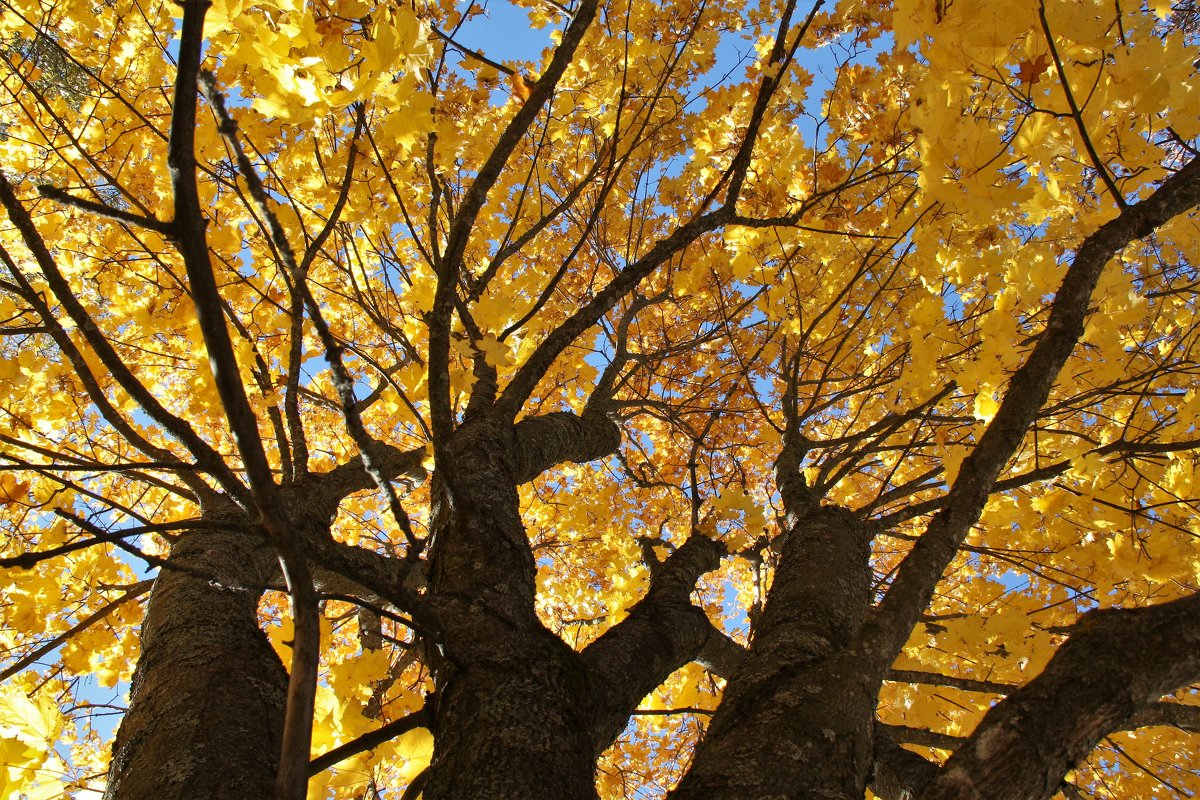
[{"xmin": 0, "ymin": 0, "xmax": 1196, "ymax": 795}]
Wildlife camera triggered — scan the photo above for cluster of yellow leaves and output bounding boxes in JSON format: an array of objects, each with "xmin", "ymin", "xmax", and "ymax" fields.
[
  {"xmin": 263, "ymin": 599, "xmax": 434, "ymax": 799},
  {"xmin": 0, "ymin": 683, "xmax": 64, "ymax": 800}
]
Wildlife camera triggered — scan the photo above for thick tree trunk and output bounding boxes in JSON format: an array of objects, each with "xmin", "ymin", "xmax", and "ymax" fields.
[
  {"xmin": 422, "ymin": 416, "xmax": 599, "ymax": 800},
  {"xmin": 670, "ymin": 505, "xmax": 876, "ymax": 800},
  {"xmin": 104, "ymin": 526, "xmax": 285, "ymax": 800}
]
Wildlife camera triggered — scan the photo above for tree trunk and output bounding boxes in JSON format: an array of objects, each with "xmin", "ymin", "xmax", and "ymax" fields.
[
  {"xmin": 670, "ymin": 505, "xmax": 876, "ymax": 800},
  {"xmin": 104, "ymin": 526, "xmax": 286, "ymax": 800},
  {"xmin": 422, "ymin": 416, "xmax": 599, "ymax": 800}
]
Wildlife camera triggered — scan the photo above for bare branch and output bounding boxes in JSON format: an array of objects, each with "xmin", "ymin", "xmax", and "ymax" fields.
[{"xmin": 34, "ymin": 184, "xmax": 173, "ymax": 235}]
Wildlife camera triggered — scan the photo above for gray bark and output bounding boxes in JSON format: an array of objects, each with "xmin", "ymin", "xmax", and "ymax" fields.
[
  {"xmin": 670, "ymin": 505, "xmax": 877, "ymax": 800},
  {"xmin": 103, "ymin": 527, "xmax": 285, "ymax": 799}
]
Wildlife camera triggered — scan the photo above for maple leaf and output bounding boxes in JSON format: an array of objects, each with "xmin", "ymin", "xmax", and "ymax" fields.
[
  {"xmin": 1015, "ymin": 53, "xmax": 1052, "ymax": 87},
  {"xmin": 0, "ymin": 474, "xmax": 29, "ymax": 507},
  {"xmin": 510, "ymin": 71, "xmax": 534, "ymax": 101}
]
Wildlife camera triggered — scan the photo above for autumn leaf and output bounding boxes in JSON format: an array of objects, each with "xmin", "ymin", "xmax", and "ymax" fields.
[
  {"xmin": 1015, "ymin": 53, "xmax": 1051, "ymax": 87},
  {"xmin": 510, "ymin": 71, "xmax": 533, "ymax": 101},
  {"xmin": 0, "ymin": 474, "xmax": 29, "ymax": 507}
]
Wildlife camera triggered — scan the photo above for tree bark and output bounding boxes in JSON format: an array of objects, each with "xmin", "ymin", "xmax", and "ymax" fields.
[
  {"xmin": 670, "ymin": 505, "xmax": 876, "ymax": 800},
  {"xmin": 104, "ymin": 526, "xmax": 286, "ymax": 800},
  {"xmin": 918, "ymin": 592, "xmax": 1200, "ymax": 800},
  {"xmin": 582, "ymin": 534, "xmax": 724, "ymax": 753},
  {"xmin": 421, "ymin": 416, "xmax": 599, "ymax": 800}
]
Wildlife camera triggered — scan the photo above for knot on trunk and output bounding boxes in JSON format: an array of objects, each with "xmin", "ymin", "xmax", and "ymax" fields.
[{"xmin": 512, "ymin": 411, "xmax": 621, "ymax": 484}]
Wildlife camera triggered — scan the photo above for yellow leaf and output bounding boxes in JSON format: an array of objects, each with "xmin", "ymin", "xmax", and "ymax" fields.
[
  {"xmin": 475, "ymin": 335, "xmax": 514, "ymax": 368},
  {"xmin": 973, "ymin": 386, "xmax": 999, "ymax": 422},
  {"xmin": 510, "ymin": 72, "xmax": 533, "ymax": 101},
  {"xmin": 0, "ymin": 474, "xmax": 28, "ymax": 507},
  {"xmin": 393, "ymin": 726, "xmax": 434, "ymax": 783}
]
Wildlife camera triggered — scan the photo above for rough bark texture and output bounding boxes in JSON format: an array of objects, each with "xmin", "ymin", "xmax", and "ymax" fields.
[
  {"xmin": 86, "ymin": 119, "xmax": 1199, "ymax": 800},
  {"xmin": 422, "ymin": 415, "xmax": 601, "ymax": 800},
  {"xmin": 582, "ymin": 535, "xmax": 724, "ymax": 753},
  {"xmin": 670, "ymin": 505, "xmax": 876, "ymax": 800},
  {"xmin": 101, "ymin": 450, "xmax": 423, "ymax": 800},
  {"xmin": 104, "ymin": 527, "xmax": 286, "ymax": 800},
  {"xmin": 513, "ymin": 411, "xmax": 623, "ymax": 484},
  {"xmin": 871, "ymin": 730, "xmax": 940, "ymax": 800}
]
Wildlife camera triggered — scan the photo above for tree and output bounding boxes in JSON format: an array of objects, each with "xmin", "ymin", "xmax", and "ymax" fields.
[{"xmin": 0, "ymin": 0, "xmax": 1198, "ymax": 796}]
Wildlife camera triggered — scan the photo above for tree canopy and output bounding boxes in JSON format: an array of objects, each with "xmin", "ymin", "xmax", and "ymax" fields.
[{"xmin": 1, "ymin": 0, "xmax": 1199, "ymax": 797}]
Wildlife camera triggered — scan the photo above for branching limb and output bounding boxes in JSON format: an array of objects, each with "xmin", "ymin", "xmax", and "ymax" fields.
[
  {"xmin": 34, "ymin": 184, "xmax": 173, "ymax": 235},
  {"xmin": 493, "ymin": 1, "xmax": 825, "ymax": 421},
  {"xmin": 871, "ymin": 727, "xmax": 942, "ymax": 800},
  {"xmin": 1037, "ymin": 2, "xmax": 1127, "ymax": 210},
  {"xmin": 873, "ymin": 695, "xmax": 1200, "ymax": 800},
  {"xmin": 0, "ymin": 177, "xmax": 245, "ymax": 503},
  {"xmin": 0, "ymin": 518, "xmax": 215, "ymax": 569},
  {"xmin": 918, "ymin": 591, "xmax": 1200, "ymax": 800},
  {"xmin": 694, "ymin": 625, "xmax": 748, "ymax": 680},
  {"xmin": 167, "ymin": 5, "xmax": 318, "ymax": 797},
  {"xmin": 1126, "ymin": 700, "xmax": 1200, "ymax": 733},
  {"xmin": 581, "ymin": 534, "xmax": 724, "ymax": 754},
  {"xmin": 715, "ymin": 0, "xmax": 824, "ymax": 205},
  {"xmin": 511, "ymin": 411, "xmax": 622, "ymax": 484},
  {"xmin": 427, "ymin": 0, "xmax": 600, "ymax": 444},
  {"xmin": 857, "ymin": 156, "xmax": 1200, "ymax": 680},
  {"xmin": 201, "ymin": 75, "xmax": 424, "ymax": 559},
  {"xmin": 301, "ymin": 445, "xmax": 427, "ymax": 511}
]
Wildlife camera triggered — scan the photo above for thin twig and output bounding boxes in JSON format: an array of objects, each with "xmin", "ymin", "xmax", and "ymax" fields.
[
  {"xmin": 1037, "ymin": 2, "xmax": 1127, "ymax": 210},
  {"xmin": 198, "ymin": 73, "xmax": 425, "ymax": 559}
]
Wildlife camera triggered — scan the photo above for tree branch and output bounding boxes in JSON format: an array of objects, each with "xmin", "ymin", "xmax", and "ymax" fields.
[
  {"xmin": 581, "ymin": 534, "xmax": 724, "ymax": 753},
  {"xmin": 34, "ymin": 183, "xmax": 173, "ymax": 234},
  {"xmin": 0, "ymin": 176, "xmax": 245, "ymax": 503},
  {"xmin": 694, "ymin": 625, "xmax": 748, "ymax": 681},
  {"xmin": 491, "ymin": 6, "xmax": 826, "ymax": 420},
  {"xmin": 511, "ymin": 411, "xmax": 622, "ymax": 484},
  {"xmin": 858, "ymin": 156, "xmax": 1200, "ymax": 679},
  {"xmin": 427, "ymin": 0, "xmax": 600, "ymax": 445},
  {"xmin": 168, "ymin": 3, "xmax": 319, "ymax": 796},
  {"xmin": 308, "ymin": 705, "xmax": 431, "ymax": 775},
  {"xmin": 871, "ymin": 727, "xmax": 942, "ymax": 800},
  {"xmin": 0, "ymin": 519, "xmax": 215, "ymax": 569},
  {"xmin": 918, "ymin": 591, "xmax": 1200, "ymax": 800}
]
